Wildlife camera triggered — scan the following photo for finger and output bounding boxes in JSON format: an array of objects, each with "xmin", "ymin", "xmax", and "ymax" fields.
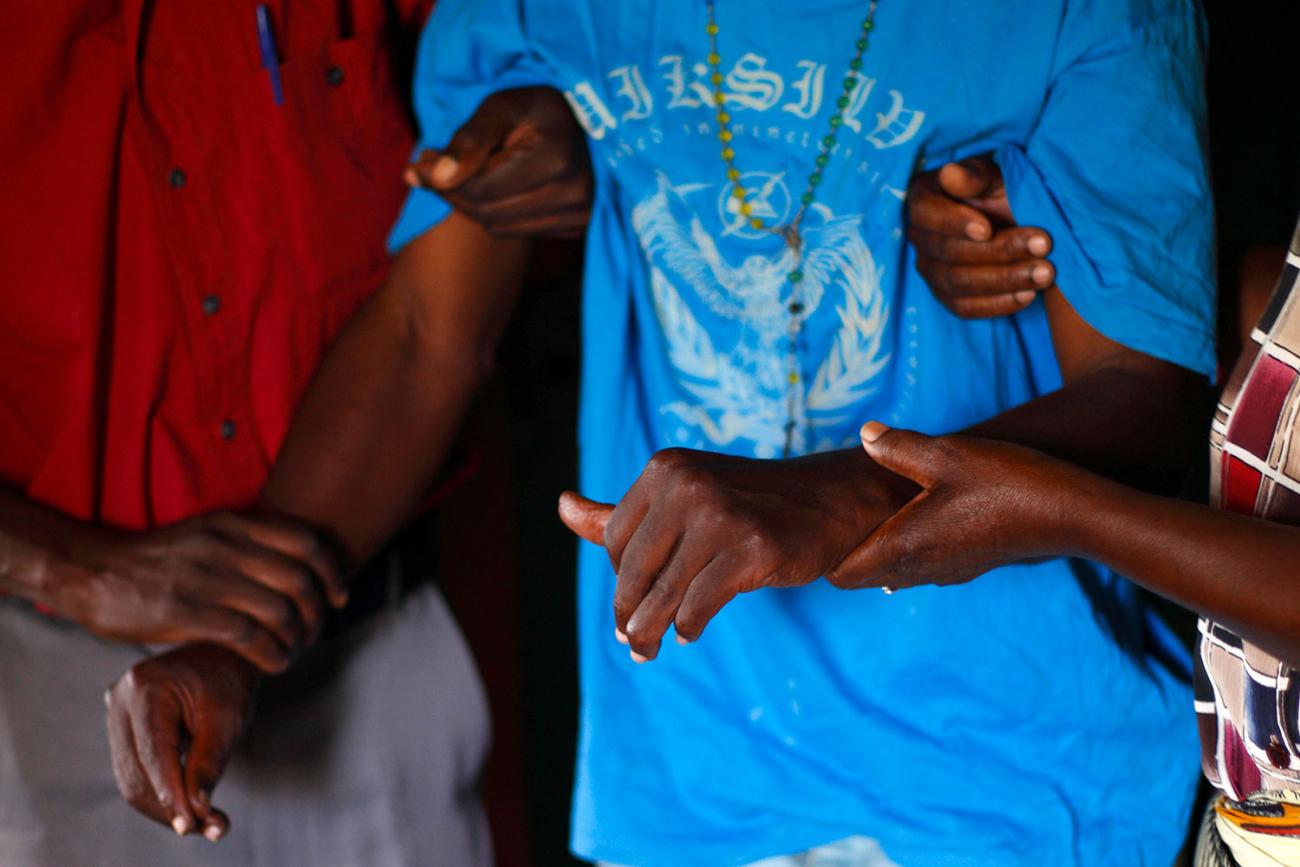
[
  {"xmin": 908, "ymin": 225, "xmax": 1052, "ymax": 266},
  {"xmin": 908, "ymin": 182, "xmax": 996, "ymax": 241},
  {"xmin": 601, "ymin": 488, "xmax": 650, "ymax": 574},
  {"xmin": 445, "ymin": 177, "xmax": 591, "ymax": 234},
  {"xmin": 106, "ymin": 688, "xmax": 173, "ymax": 828},
  {"xmin": 558, "ymin": 491, "xmax": 614, "ymax": 546},
  {"xmin": 215, "ymin": 513, "xmax": 346, "ymax": 608},
  {"xmin": 228, "ymin": 545, "xmax": 327, "ymax": 645},
  {"xmin": 950, "ymin": 291, "xmax": 1041, "ymax": 319},
  {"xmin": 193, "ymin": 607, "xmax": 290, "ymax": 674},
  {"xmin": 916, "ymin": 257, "xmax": 1055, "ymax": 298},
  {"xmin": 858, "ymin": 423, "xmax": 946, "ymax": 489},
  {"xmin": 448, "ymin": 144, "xmax": 579, "ymax": 209},
  {"xmin": 623, "ymin": 541, "xmax": 714, "ymax": 661},
  {"xmin": 425, "ymin": 99, "xmax": 518, "ymax": 191},
  {"xmin": 404, "ymin": 150, "xmax": 444, "ymax": 190},
  {"xmin": 185, "ymin": 713, "xmax": 237, "ymax": 842},
  {"xmin": 610, "ymin": 518, "xmax": 679, "ymax": 636},
  {"xmin": 469, "ymin": 208, "xmax": 592, "ymax": 240},
  {"xmin": 198, "ymin": 809, "xmax": 230, "ymax": 843},
  {"xmin": 827, "ymin": 494, "xmax": 935, "ymax": 590},
  {"xmin": 672, "ymin": 554, "xmax": 745, "ymax": 644},
  {"xmin": 211, "ymin": 570, "xmax": 309, "ymax": 655},
  {"xmin": 128, "ymin": 681, "xmax": 195, "ymax": 835},
  {"xmin": 937, "ymin": 156, "xmax": 1004, "ymax": 202}
]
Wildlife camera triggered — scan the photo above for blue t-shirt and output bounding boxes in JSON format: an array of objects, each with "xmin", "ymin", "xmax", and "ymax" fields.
[{"xmin": 391, "ymin": 2, "xmax": 1216, "ymax": 865}]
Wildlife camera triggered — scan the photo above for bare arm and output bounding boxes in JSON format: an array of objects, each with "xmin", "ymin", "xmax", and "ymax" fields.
[
  {"xmin": 263, "ymin": 210, "xmax": 529, "ymax": 568},
  {"xmin": 106, "ymin": 212, "xmax": 529, "ymax": 839},
  {"xmin": 0, "ymin": 481, "xmax": 342, "ymax": 674},
  {"xmin": 852, "ymin": 424, "xmax": 1300, "ymax": 666},
  {"xmin": 558, "ymin": 284, "xmax": 1208, "ymax": 661}
]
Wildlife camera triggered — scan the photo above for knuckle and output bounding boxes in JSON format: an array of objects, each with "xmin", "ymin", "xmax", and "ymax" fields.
[
  {"xmin": 825, "ymin": 567, "xmax": 856, "ymax": 589},
  {"xmin": 450, "ymin": 128, "xmax": 484, "ymax": 153},
  {"xmin": 949, "ymin": 267, "xmax": 974, "ymax": 294},
  {"xmin": 673, "ymin": 608, "xmax": 701, "ymax": 638},
  {"xmin": 625, "ymin": 624, "xmax": 658, "ymax": 655},
  {"xmin": 231, "ymin": 617, "xmax": 260, "ymax": 647},
  {"xmin": 648, "ymin": 447, "xmax": 690, "ymax": 473},
  {"xmin": 290, "ymin": 565, "xmax": 319, "ymax": 601},
  {"xmin": 269, "ymin": 596, "xmax": 298, "ymax": 633},
  {"xmin": 612, "ymin": 598, "xmax": 635, "ymax": 625}
]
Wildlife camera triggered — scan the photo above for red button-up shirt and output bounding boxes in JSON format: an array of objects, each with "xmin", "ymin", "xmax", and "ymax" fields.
[{"xmin": 1, "ymin": 0, "xmax": 432, "ymax": 530}]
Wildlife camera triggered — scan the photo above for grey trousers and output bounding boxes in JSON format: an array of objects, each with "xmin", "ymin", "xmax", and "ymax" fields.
[{"xmin": 0, "ymin": 583, "xmax": 491, "ymax": 867}]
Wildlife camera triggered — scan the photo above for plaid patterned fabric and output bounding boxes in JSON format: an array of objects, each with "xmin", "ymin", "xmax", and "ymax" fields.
[{"xmin": 1198, "ymin": 215, "xmax": 1300, "ymax": 802}]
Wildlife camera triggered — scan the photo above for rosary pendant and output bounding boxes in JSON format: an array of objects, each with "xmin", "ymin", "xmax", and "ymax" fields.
[{"xmin": 778, "ymin": 224, "xmax": 803, "ymax": 255}]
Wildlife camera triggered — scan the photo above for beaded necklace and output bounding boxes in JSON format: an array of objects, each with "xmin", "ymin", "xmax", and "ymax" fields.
[{"xmin": 702, "ymin": 1, "xmax": 879, "ymax": 457}]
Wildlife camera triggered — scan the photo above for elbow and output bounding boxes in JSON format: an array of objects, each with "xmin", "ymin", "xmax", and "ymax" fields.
[{"xmin": 399, "ymin": 310, "xmax": 499, "ymax": 393}]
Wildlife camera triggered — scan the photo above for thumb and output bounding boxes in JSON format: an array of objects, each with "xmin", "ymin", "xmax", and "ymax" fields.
[
  {"xmin": 859, "ymin": 422, "xmax": 942, "ymax": 488},
  {"xmin": 426, "ymin": 99, "xmax": 516, "ymax": 191},
  {"xmin": 558, "ymin": 491, "xmax": 614, "ymax": 546},
  {"xmin": 184, "ymin": 719, "xmax": 235, "ymax": 842},
  {"xmin": 938, "ymin": 155, "xmax": 1004, "ymax": 201}
]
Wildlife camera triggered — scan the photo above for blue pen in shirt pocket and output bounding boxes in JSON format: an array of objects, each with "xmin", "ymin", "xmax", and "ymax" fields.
[{"xmin": 255, "ymin": 5, "xmax": 284, "ymax": 106}]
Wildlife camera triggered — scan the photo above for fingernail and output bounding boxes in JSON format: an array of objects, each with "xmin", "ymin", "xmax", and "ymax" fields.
[
  {"xmin": 860, "ymin": 421, "xmax": 887, "ymax": 444},
  {"xmin": 204, "ymin": 822, "xmax": 223, "ymax": 843},
  {"xmin": 172, "ymin": 816, "xmax": 190, "ymax": 836},
  {"xmin": 1032, "ymin": 264, "xmax": 1053, "ymax": 286},
  {"xmin": 402, "ymin": 167, "xmax": 420, "ymax": 188},
  {"xmin": 630, "ymin": 650, "xmax": 649, "ymax": 664},
  {"xmin": 966, "ymin": 221, "xmax": 991, "ymax": 241},
  {"xmin": 676, "ymin": 634, "xmax": 691, "ymax": 646},
  {"xmin": 1014, "ymin": 290, "xmax": 1037, "ymax": 304},
  {"xmin": 1028, "ymin": 234, "xmax": 1050, "ymax": 256},
  {"xmin": 430, "ymin": 156, "xmax": 459, "ymax": 187},
  {"xmin": 614, "ymin": 628, "xmax": 629, "ymax": 645}
]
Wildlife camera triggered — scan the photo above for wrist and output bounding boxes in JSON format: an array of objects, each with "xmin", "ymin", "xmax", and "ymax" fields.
[
  {"xmin": 806, "ymin": 447, "xmax": 921, "ymax": 528},
  {"xmin": 1036, "ymin": 464, "xmax": 1119, "ymax": 562},
  {"xmin": 0, "ymin": 517, "xmax": 84, "ymax": 609},
  {"xmin": 3, "ymin": 516, "xmax": 119, "ymax": 616}
]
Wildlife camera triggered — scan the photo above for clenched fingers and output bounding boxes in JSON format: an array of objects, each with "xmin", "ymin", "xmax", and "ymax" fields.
[
  {"xmin": 227, "ymin": 544, "xmax": 328, "ymax": 645},
  {"xmin": 908, "ymin": 225, "xmax": 1051, "ymax": 266},
  {"xmin": 915, "ymin": 256, "xmax": 1054, "ymax": 299},
  {"xmin": 622, "ymin": 539, "xmax": 714, "ymax": 661},
  {"xmin": 211, "ymin": 512, "xmax": 346, "ymax": 607}
]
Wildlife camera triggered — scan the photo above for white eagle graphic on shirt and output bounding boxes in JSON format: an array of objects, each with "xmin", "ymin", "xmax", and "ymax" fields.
[{"xmin": 632, "ymin": 171, "xmax": 891, "ymax": 458}]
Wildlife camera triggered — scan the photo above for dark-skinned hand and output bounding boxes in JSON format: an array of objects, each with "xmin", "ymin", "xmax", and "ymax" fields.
[
  {"xmin": 908, "ymin": 154, "xmax": 1056, "ymax": 319},
  {"xmin": 106, "ymin": 643, "xmax": 259, "ymax": 841},
  {"xmin": 558, "ymin": 447, "xmax": 917, "ymax": 661},
  {"xmin": 47, "ymin": 511, "xmax": 345, "ymax": 674},
  {"xmin": 404, "ymin": 86, "xmax": 592, "ymax": 239},
  {"xmin": 833, "ymin": 421, "xmax": 1082, "ymax": 591}
]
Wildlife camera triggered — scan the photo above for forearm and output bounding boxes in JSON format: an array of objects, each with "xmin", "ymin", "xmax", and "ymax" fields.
[
  {"xmin": 824, "ymin": 360, "xmax": 1208, "ymax": 534},
  {"xmin": 261, "ymin": 213, "xmax": 529, "ymax": 569},
  {"xmin": 1068, "ymin": 477, "xmax": 1300, "ymax": 666},
  {"xmin": 0, "ymin": 483, "xmax": 95, "ymax": 606},
  {"xmin": 259, "ymin": 293, "xmax": 484, "ymax": 568},
  {"xmin": 963, "ymin": 361, "xmax": 1209, "ymax": 492}
]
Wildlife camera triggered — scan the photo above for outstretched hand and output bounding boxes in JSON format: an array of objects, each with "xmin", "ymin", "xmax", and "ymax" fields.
[
  {"xmin": 907, "ymin": 154, "xmax": 1056, "ymax": 319},
  {"xmin": 106, "ymin": 644, "xmax": 259, "ymax": 842},
  {"xmin": 831, "ymin": 422, "xmax": 1083, "ymax": 591},
  {"xmin": 558, "ymin": 447, "xmax": 916, "ymax": 662},
  {"xmin": 404, "ymin": 86, "xmax": 592, "ymax": 239}
]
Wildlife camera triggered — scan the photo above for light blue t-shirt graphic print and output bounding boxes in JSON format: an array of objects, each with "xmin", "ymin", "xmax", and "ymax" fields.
[
  {"xmin": 390, "ymin": 2, "xmax": 1216, "ymax": 866},
  {"xmin": 631, "ymin": 169, "xmax": 892, "ymax": 458}
]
